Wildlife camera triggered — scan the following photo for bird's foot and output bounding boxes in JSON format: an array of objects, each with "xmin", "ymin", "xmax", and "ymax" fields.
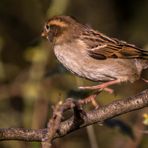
[
  {"xmin": 142, "ymin": 78, "xmax": 148, "ymax": 83},
  {"xmin": 78, "ymin": 91, "xmax": 100, "ymax": 109},
  {"xmin": 79, "ymin": 79, "xmax": 121, "ymax": 94}
]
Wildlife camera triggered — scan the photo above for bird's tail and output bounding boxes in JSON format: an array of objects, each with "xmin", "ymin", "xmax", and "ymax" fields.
[{"xmin": 141, "ymin": 49, "xmax": 148, "ymax": 59}]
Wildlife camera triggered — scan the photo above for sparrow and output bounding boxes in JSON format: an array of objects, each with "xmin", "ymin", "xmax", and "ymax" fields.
[{"xmin": 42, "ymin": 15, "xmax": 148, "ymax": 91}]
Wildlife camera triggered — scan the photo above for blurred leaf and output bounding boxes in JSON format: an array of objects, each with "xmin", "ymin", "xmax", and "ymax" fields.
[
  {"xmin": 143, "ymin": 113, "xmax": 148, "ymax": 125},
  {"xmin": 22, "ymin": 82, "xmax": 41, "ymax": 100},
  {"xmin": 47, "ymin": 0, "xmax": 70, "ymax": 17}
]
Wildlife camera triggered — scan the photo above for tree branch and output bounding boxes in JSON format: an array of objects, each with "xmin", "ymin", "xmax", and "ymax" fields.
[{"xmin": 0, "ymin": 89, "xmax": 148, "ymax": 142}]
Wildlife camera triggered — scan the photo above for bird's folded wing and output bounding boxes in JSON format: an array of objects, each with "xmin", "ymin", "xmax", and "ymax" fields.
[{"xmin": 87, "ymin": 38, "xmax": 148, "ymax": 60}]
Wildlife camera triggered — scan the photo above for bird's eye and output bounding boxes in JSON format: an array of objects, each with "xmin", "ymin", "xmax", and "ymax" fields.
[{"xmin": 45, "ymin": 24, "xmax": 50, "ymax": 31}]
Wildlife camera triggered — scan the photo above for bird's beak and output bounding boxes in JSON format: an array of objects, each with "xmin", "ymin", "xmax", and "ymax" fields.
[
  {"xmin": 41, "ymin": 31, "xmax": 49, "ymax": 40},
  {"xmin": 41, "ymin": 31, "xmax": 46, "ymax": 38}
]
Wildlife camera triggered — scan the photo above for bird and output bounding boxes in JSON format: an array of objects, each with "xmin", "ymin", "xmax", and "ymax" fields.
[{"xmin": 42, "ymin": 15, "xmax": 148, "ymax": 92}]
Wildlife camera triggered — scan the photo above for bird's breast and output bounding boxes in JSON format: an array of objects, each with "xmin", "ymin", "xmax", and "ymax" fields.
[
  {"xmin": 53, "ymin": 43, "xmax": 141, "ymax": 82},
  {"xmin": 54, "ymin": 43, "xmax": 86, "ymax": 77}
]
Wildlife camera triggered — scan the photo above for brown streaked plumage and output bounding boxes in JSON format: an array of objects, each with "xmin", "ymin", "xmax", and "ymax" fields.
[{"xmin": 42, "ymin": 15, "xmax": 148, "ymax": 90}]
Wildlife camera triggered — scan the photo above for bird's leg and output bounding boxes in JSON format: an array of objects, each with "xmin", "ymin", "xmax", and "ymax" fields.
[
  {"xmin": 79, "ymin": 79, "xmax": 121, "ymax": 93},
  {"xmin": 78, "ymin": 91, "xmax": 100, "ymax": 109},
  {"xmin": 142, "ymin": 78, "xmax": 148, "ymax": 83}
]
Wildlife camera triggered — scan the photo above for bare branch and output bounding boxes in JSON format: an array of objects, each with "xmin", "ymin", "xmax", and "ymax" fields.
[{"xmin": 0, "ymin": 89, "xmax": 148, "ymax": 142}]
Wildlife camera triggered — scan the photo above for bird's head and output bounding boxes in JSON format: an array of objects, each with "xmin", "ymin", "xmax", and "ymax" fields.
[{"xmin": 42, "ymin": 16, "xmax": 81, "ymax": 45}]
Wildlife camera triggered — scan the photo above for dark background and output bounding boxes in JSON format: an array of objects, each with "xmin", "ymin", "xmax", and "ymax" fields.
[{"xmin": 0, "ymin": 0, "xmax": 148, "ymax": 148}]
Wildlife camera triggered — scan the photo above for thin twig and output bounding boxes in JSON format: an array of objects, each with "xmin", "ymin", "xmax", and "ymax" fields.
[{"xmin": 42, "ymin": 101, "xmax": 63, "ymax": 148}]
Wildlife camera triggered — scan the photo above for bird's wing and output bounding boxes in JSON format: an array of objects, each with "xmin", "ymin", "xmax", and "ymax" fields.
[{"xmin": 81, "ymin": 30, "xmax": 148, "ymax": 60}]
